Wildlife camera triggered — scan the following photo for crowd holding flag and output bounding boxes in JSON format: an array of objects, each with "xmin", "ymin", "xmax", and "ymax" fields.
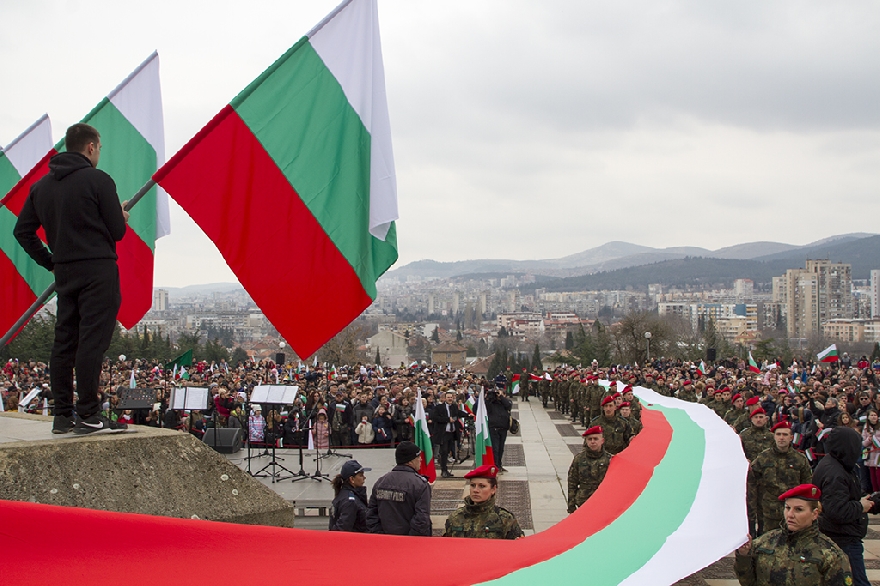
[{"xmin": 748, "ymin": 351, "xmax": 761, "ymax": 373}]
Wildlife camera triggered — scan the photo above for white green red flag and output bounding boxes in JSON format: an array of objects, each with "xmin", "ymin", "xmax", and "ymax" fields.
[
  {"xmin": 818, "ymin": 344, "xmax": 839, "ymax": 363},
  {"xmin": 463, "ymin": 395, "xmax": 475, "ymax": 416},
  {"xmin": 748, "ymin": 351, "xmax": 760, "ymax": 373},
  {"xmin": 474, "ymin": 388, "xmax": 495, "ymax": 468},
  {"xmin": 0, "ymin": 115, "xmax": 54, "ymax": 339},
  {"xmin": 154, "ymin": 0, "xmax": 398, "ymax": 358},
  {"xmin": 696, "ymin": 361, "xmax": 707, "ymax": 377},
  {"xmin": 413, "ymin": 389, "xmax": 435, "ymax": 482},
  {"xmin": 1, "ymin": 53, "xmax": 169, "ymax": 331},
  {"xmin": 508, "ymin": 374, "xmax": 520, "ymax": 395}
]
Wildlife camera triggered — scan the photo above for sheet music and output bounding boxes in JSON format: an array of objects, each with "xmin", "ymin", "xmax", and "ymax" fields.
[
  {"xmin": 251, "ymin": 385, "xmax": 298, "ymax": 405},
  {"xmin": 170, "ymin": 387, "xmax": 209, "ymax": 410}
]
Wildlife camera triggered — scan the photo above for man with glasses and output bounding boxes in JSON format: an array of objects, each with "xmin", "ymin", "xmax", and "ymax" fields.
[{"xmin": 15, "ymin": 123, "xmax": 129, "ymax": 435}]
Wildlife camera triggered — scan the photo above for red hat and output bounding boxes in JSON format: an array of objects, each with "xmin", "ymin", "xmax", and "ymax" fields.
[
  {"xmin": 601, "ymin": 395, "xmax": 615, "ymax": 406},
  {"xmin": 623, "ymin": 385, "xmax": 633, "ymax": 394},
  {"xmin": 771, "ymin": 421, "xmax": 792, "ymax": 432},
  {"xmin": 619, "ymin": 401, "xmax": 631, "ymax": 408},
  {"xmin": 612, "ymin": 392, "xmax": 621, "ymax": 399},
  {"xmin": 683, "ymin": 380, "xmax": 692, "ymax": 386},
  {"xmin": 731, "ymin": 393, "xmax": 743, "ymax": 402},
  {"xmin": 778, "ymin": 484, "xmax": 821, "ymax": 502},
  {"xmin": 464, "ymin": 464, "xmax": 498, "ymax": 479},
  {"xmin": 582, "ymin": 425, "xmax": 603, "ymax": 437},
  {"xmin": 745, "ymin": 397, "xmax": 760, "ymax": 407},
  {"xmin": 750, "ymin": 407, "xmax": 766, "ymax": 418},
  {"xmin": 720, "ymin": 386, "xmax": 731, "ymax": 393}
]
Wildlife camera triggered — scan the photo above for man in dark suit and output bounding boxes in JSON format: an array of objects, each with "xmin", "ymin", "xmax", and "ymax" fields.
[{"xmin": 432, "ymin": 390, "xmax": 465, "ymax": 478}]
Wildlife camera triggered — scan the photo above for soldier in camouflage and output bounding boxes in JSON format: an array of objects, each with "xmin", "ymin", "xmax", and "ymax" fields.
[
  {"xmin": 619, "ymin": 402, "xmax": 642, "ymax": 436},
  {"xmin": 567, "ymin": 425, "xmax": 612, "ymax": 513},
  {"xmin": 589, "ymin": 396, "xmax": 631, "ymax": 455},
  {"xmin": 735, "ymin": 483, "xmax": 853, "ymax": 586},
  {"xmin": 621, "ymin": 385, "xmax": 642, "ymax": 420},
  {"xmin": 725, "ymin": 394, "xmax": 750, "ymax": 433},
  {"xmin": 678, "ymin": 380, "xmax": 698, "ymax": 403},
  {"xmin": 558, "ymin": 375, "xmax": 570, "ymax": 415},
  {"xmin": 540, "ymin": 374, "xmax": 551, "ymax": 408},
  {"xmin": 712, "ymin": 386, "xmax": 732, "ymax": 418},
  {"xmin": 443, "ymin": 464, "xmax": 523, "ymax": 539},
  {"xmin": 740, "ymin": 406, "xmax": 774, "ymax": 462},
  {"xmin": 747, "ymin": 421, "xmax": 812, "ymax": 536}
]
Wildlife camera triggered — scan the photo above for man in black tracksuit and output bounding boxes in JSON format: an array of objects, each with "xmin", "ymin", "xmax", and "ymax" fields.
[
  {"xmin": 487, "ymin": 387, "xmax": 513, "ymax": 472},
  {"xmin": 14, "ymin": 123, "xmax": 128, "ymax": 435},
  {"xmin": 813, "ymin": 426, "xmax": 877, "ymax": 586}
]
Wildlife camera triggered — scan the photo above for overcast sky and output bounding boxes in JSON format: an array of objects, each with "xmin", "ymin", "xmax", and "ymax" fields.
[{"xmin": 2, "ymin": 1, "xmax": 878, "ymax": 288}]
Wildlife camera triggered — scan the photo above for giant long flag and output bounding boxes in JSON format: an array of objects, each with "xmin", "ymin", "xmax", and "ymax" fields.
[
  {"xmin": 0, "ymin": 115, "xmax": 54, "ymax": 337},
  {"xmin": 0, "ymin": 52, "xmax": 168, "ymax": 332},
  {"xmin": 153, "ymin": 0, "xmax": 398, "ymax": 358},
  {"xmin": 1, "ymin": 386, "xmax": 747, "ymax": 585}
]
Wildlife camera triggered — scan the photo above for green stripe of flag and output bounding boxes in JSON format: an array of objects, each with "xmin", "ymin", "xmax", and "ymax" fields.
[
  {"xmin": 0, "ymin": 155, "xmax": 19, "ymax": 194},
  {"xmin": 231, "ymin": 38, "xmax": 396, "ymax": 299},
  {"xmin": 0, "ymin": 206, "xmax": 55, "ymax": 294},
  {"xmin": 482, "ymin": 406, "xmax": 705, "ymax": 585}
]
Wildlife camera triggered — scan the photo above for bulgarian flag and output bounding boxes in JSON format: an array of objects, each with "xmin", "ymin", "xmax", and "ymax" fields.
[
  {"xmin": 748, "ymin": 351, "xmax": 760, "ymax": 373},
  {"xmin": 818, "ymin": 344, "xmax": 839, "ymax": 363},
  {"xmin": 474, "ymin": 388, "xmax": 495, "ymax": 468},
  {"xmin": 1, "ymin": 53, "xmax": 169, "ymax": 332},
  {"xmin": 154, "ymin": 0, "xmax": 398, "ymax": 359},
  {"xmin": 509, "ymin": 374, "xmax": 520, "ymax": 396},
  {"xmin": 413, "ymin": 389, "xmax": 436, "ymax": 483},
  {"xmin": 463, "ymin": 395, "xmax": 475, "ymax": 416},
  {"xmin": 0, "ymin": 115, "xmax": 54, "ymax": 340},
  {"xmin": 696, "ymin": 361, "xmax": 707, "ymax": 377}
]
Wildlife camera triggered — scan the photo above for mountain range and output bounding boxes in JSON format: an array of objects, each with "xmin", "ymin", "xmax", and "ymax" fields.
[{"xmin": 385, "ymin": 233, "xmax": 880, "ymax": 284}]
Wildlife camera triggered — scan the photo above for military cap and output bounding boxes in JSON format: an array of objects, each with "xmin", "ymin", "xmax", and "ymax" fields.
[
  {"xmin": 731, "ymin": 393, "xmax": 743, "ymax": 402},
  {"xmin": 582, "ymin": 425, "xmax": 603, "ymax": 437},
  {"xmin": 683, "ymin": 380, "xmax": 692, "ymax": 386},
  {"xmin": 619, "ymin": 401, "xmax": 631, "ymax": 408},
  {"xmin": 771, "ymin": 420, "xmax": 792, "ymax": 432},
  {"xmin": 778, "ymin": 484, "xmax": 821, "ymax": 501},
  {"xmin": 601, "ymin": 395, "xmax": 615, "ymax": 406},
  {"xmin": 623, "ymin": 385, "xmax": 633, "ymax": 394},
  {"xmin": 746, "ymin": 397, "xmax": 760, "ymax": 407},
  {"xmin": 464, "ymin": 464, "xmax": 498, "ymax": 479},
  {"xmin": 750, "ymin": 407, "xmax": 766, "ymax": 418}
]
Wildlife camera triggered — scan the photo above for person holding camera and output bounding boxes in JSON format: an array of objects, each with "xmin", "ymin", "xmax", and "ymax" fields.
[{"xmin": 486, "ymin": 385, "xmax": 513, "ymax": 473}]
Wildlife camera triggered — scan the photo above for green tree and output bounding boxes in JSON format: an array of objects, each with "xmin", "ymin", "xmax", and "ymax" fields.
[
  {"xmin": 872, "ymin": 342, "xmax": 880, "ymax": 361},
  {"xmin": 431, "ymin": 327, "xmax": 440, "ymax": 343},
  {"xmin": 1, "ymin": 312, "xmax": 56, "ymax": 363},
  {"xmin": 231, "ymin": 347, "xmax": 249, "ymax": 366},
  {"xmin": 531, "ymin": 344, "xmax": 542, "ymax": 372},
  {"xmin": 565, "ymin": 331, "xmax": 574, "ymax": 350},
  {"xmin": 375, "ymin": 347, "xmax": 381, "ymax": 365}
]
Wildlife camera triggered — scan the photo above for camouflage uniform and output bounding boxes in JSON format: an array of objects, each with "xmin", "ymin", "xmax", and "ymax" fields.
[
  {"xmin": 570, "ymin": 381, "xmax": 583, "ymax": 423},
  {"xmin": 519, "ymin": 373, "xmax": 530, "ymax": 402},
  {"xmin": 725, "ymin": 407, "xmax": 750, "ymax": 433},
  {"xmin": 627, "ymin": 395, "xmax": 642, "ymax": 420},
  {"xmin": 747, "ymin": 445, "xmax": 813, "ymax": 536},
  {"xmin": 740, "ymin": 425, "xmax": 774, "ymax": 462},
  {"xmin": 586, "ymin": 384, "xmax": 603, "ymax": 423},
  {"xmin": 540, "ymin": 378, "xmax": 551, "ymax": 408},
  {"xmin": 734, "ymin": 521, "xmax": 853, "ymax": 585},
  {"xmin": 711, "ymin": 399, "xmax": 730, "ymax": 419},
  {"xmin": 550, "ymin": 377, "xmax": 559, "ymax": 408},
  {"xmin": 443, "ymin": 495, "xmax": 523, "ymax": 539},
  {"xmin": 589, "ymin": 413, "xmax": 631, "ymax": 455},
  {"xmin": 677, "ymin": 388, "xmax": 698, "ymax": 403},
  {"xmin": 567, "ymin": 446, "xmax": 612, "ymax": 513},
  {"xmin": 623, "ymin": 414, "xmax": 642, "ymax": 436},
  {"xmin": 558, "ymin": 379, "xmax": 570, "ymax": 415}
]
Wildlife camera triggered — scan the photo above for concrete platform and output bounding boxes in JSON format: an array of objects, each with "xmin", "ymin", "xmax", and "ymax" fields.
[{"xmin": 0, "ymin": 412, "xmax": 294, "ymax": 527}]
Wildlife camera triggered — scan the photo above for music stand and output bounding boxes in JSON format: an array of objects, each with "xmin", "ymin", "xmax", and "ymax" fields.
[
  {"xmin": 171, "ymin": 385, "xmax": 210, "ymax": 445},
  {"xmin": 250, "ymin": 385, "xmax": 297, "ymax": 483}
]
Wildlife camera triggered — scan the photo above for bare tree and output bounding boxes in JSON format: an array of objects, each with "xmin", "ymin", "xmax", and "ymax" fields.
[{"xmin": 319, "ymin": 322, "xmax": 367, "ymax": 366}]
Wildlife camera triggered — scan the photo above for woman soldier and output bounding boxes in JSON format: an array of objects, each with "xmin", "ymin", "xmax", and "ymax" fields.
[{"xmin": 443, "ymin": 464, "xmax": 524, "ymax": 539}]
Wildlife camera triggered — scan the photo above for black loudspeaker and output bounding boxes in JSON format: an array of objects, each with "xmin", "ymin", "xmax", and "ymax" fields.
[
  {"xmin": 706, "ymin": 348, "xmax": 717, "ymax": 362},
  {"xmin": 275, "ymin": 352, "xmax": 285, "ymax": 365},
  {"xmin": 203, "ymin": 428, "xmax": 242, "ymax": 454}
]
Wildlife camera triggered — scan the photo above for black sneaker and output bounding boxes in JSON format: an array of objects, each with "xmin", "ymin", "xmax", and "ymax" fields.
[
  {"xmin": 72, "ymin": 414, "xmax": 127, "ymax": 435},
  {"xmin": 52, "ymin": 415, "xmax": 76, "ymax": 434}
]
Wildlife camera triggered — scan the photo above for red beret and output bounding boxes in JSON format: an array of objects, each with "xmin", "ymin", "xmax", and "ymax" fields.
[
  {"xmin": 619, "ymin": 401, "xmax": 631, "ymax": 408},
  {"xmin": 778, "ymin": 484, "xmax": 821, "ymax": 502},
  {"xmin": 750, "ymin": 407, "xmax": 766, "ymax": 418},
  {"xmin": 612, "ymin": 392, "xmax": 621, "ymax": 399},
  {"xmin": 657, "ymin": 377, "xmax": 664, "ymax": 381},
  {"xmin": 771, "ymin": 421, "xmax": 792, "ymax": 432},
  {"xmin": 623, "ymin": 385, "xmax": 633, "ymax": 394},
  {"xmin": 731, "ymin": 393, "xmax": 742, "ymax": 402},
  {"xmin": 683, "ymin": 380, "xmax": 692, "ymax": 386},
  {"xmin": 464, "ymin": 464, "xmax": 498, "ymax": 479},
  {"xmin": 745, "ymin": 397, "xmax": 760, "ymax": 406},
  {"xmin": 583, "ymin": 425, "xmax": 603, "ymax": 437},
  {"xmin": 720, "ymin": 386, "xmax": 731, "ymax": 393},
  {"xmin": 601, "ymin": 395, "xmax": 615, "ymax": 406}
]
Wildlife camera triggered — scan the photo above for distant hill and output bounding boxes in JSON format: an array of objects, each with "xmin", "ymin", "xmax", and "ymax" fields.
[
  {"xmin": 386, "ymin": 233, "xmax": 877, "ymax": 281},
  {"xmin": 158, "ymin": 283, "xmax": 244, "ymax": 298}
]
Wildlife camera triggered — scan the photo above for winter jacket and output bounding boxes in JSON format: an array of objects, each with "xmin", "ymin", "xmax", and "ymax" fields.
[
  {"xmin": 813, "ymin": 426, "xmax": 869, "ymax": 544},
  {"xmin": 330, "ymin": 485, "xmax": 368, "ymax": 532},
  {"xmin": 366, "ymin": 464, "xmax": 432, "ymax": 536}
]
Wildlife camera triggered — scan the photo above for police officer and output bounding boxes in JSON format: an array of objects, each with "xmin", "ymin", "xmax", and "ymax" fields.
[
  {"xmin": 747, "ymin": 421, "xmax": 812, "ymax": 536},
  {"xmin": 443, "ymin": 463, "xmax": 523, "ymax": 539},
  {"xmin": 568, "ymin": 425, "xmax": 612, "ymax": 513},
  {"xmin": 366, "ymin": 441, "xmax": 432, "ymax": 536},
  {"xmin": 329, "ymin": 459, "xmax": 372, "ymax": 532},
  {"xmin": 734, "ymin": 484, "xmax": 853, "ymax": 585}
]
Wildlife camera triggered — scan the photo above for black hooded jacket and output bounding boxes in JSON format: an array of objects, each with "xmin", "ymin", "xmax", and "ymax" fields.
[
  {"xmin": 812, "ymin": 426, "xmax": 868, "ymax": 543},
  {"xmin": 14, "ymin": 151, "xmax": 126, "ymax": 270}
]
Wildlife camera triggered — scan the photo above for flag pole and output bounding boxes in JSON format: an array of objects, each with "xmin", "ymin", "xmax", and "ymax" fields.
[{"xmin": 0, "ymin": 178, "xmax": 156, "ymax": 346}]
